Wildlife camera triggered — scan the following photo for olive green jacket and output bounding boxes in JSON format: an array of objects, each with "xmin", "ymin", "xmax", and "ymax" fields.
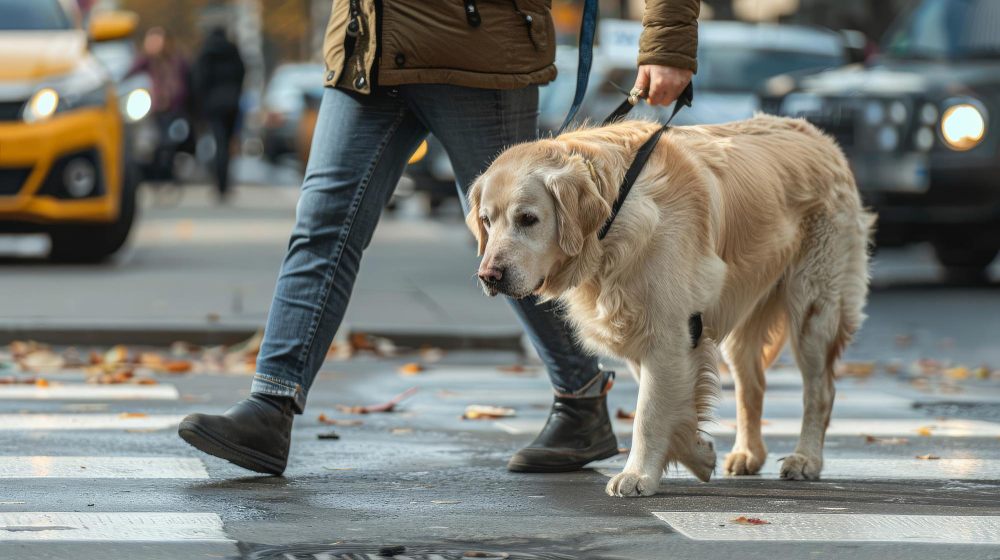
[{"xmin": 323, "ymin": 0, "xmax": 700, "ymax": 94}]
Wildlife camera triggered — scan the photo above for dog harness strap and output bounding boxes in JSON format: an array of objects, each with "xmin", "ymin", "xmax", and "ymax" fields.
[{"xmin": 596, "ymin": 83, "xmax": 693, "ymax": 241}]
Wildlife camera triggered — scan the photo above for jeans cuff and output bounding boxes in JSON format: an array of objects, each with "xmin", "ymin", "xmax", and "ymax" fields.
[
  {"xmin": 554, "ymin": 369, "xmax": 615, "ymax": 399},
  {"xmin": 251, "ymin": 372, "xmax": 306, "ymax": 413}
]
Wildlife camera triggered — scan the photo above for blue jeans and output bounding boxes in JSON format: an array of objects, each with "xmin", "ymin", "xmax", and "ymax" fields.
[{"xmin": 251, "ymin": 84, "xmax": 604, "ymax": 412}]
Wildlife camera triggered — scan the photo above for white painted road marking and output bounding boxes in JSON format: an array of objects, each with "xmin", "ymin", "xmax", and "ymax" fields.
[
  {"xmin": 0, "ymin": 384, "xmax": 179, "ymax": 401},
  {"xmin": 594, "ymin": 457, "xmax": 1000, "ymax": 481},
  {"xmin": 0, "ymin": 512, "xmax": 231, "ymax": 542},
  {"xmin": 713, "ymin": 418, "xmax": 1000, "ymax": 437},
  {"xmin": 495, "ymin": 417, "xmax": 1000, "ymax": 437},
  {"xmin": 654, "ymin": 512, "xmax": 1000, "ymax": 544},
  {"xmin": 0, "ymin": 457, "xmax": 208, "ymax": 479},
  {"xmin": 0, "ymin": 414, "xmax": 186, "ymax": 431}
]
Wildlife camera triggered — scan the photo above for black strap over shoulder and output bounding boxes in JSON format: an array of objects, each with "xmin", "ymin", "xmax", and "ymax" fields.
[{"xmin": 595, "ymin": 82, "xmax": 693, "ymax": 241}]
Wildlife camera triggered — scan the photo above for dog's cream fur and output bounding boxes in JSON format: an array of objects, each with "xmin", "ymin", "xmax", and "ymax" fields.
[{"xmin": 467, "ymin": 115, "xmax": 875, "ymax": 497}]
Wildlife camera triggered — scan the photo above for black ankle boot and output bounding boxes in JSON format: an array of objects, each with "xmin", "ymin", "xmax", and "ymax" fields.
[
  {"xmin": 507, "ymin": 393, "xmax": 619, "ymax": 473},
  {"xmin": 178, "ymin": 395, "xmax": 295, "ymax": 475}
]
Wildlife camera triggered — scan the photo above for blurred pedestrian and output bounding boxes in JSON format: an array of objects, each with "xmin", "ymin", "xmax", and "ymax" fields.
[
  {"xmin": 126, "ymin": 27, "xmax": 193, "ymax": 181},
  {"xmin": 193, "ymin": 26, "xmax": 245, "ymax": 201},
  {"xmin": 180, "ymin": 0, "xmax": 700, "ymax": 476}
]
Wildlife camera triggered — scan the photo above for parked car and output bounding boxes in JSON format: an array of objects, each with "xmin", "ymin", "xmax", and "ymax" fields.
[
  {"xmin": 759, "ymin": 0, "xmax": 1000, "ymax": 273},
  {"xmin": 0, "ymin": 0, "xmax": 142, "ymax": 262},
  {"xmin": 260, "ymin": 63, "xmax": 326, "ymax": 164},
  {"xmin": 538, "ymin": 19, "xmax": 848, "ymax": 129}
]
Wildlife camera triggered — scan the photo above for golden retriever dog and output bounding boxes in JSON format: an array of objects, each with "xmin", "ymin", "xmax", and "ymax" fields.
[{"xmin": 466, "ymin": 115, "xmax": 875, "ymax": 497}]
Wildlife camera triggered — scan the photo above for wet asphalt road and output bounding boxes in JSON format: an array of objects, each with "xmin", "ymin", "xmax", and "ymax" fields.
[{"xmin": 2, "ymin": 338, "xmax": 1000, "ymax": 559}]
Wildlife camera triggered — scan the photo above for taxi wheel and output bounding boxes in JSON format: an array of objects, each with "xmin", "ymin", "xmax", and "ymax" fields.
[{"xmin": 48, "ymin": 168, "xmax": 137, "ymax": 264}]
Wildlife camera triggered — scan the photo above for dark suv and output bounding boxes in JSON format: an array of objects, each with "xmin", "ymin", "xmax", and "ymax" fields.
[{"xmin": 759, "ymin": 0, "xmax": 1000, "ymax": 273}]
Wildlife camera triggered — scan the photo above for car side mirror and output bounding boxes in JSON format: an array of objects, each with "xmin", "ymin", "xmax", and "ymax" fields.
[{"xmin": 88, "ymin": 10, "xmax": 139, "ymax": 43}]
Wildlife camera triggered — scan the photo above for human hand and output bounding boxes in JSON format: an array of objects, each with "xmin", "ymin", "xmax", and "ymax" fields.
[{"xmin": 632, "ymin": 65, "xmax": 693, "ymax": 106}]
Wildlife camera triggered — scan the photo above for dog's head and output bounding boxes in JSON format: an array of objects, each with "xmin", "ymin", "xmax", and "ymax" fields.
[{"xmin": 466, "ymin": 143, "xmax": 610, "ymax": 298}]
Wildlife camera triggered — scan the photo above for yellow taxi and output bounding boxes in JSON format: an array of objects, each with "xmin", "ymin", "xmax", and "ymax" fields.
[{"xmin": 0, "ymin": 0, "xmax": 147, "ymax": 262}]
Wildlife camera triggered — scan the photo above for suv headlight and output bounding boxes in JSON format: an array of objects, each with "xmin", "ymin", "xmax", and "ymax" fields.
[
  {"xmin": 940, "ymin": 98, "xmax": 987, "ymax": 151},
  {"xmin": 22, "ymin": 66, "xmax": 111, "ymax": 123}
]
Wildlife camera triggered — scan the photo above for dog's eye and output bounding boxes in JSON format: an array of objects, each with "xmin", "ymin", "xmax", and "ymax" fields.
[
  {"xmin": 518, "ymin": 213, "xmax": 538, "ymax": 227},
  {"xmin": 481, "ymin": 215, "xmax": 491, "ymax": 228}
]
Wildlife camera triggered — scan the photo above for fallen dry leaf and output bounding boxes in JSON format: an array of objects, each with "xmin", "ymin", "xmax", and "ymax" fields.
[
  {"xmin": 89, "ymin": 350, "xmax": 103, "ymax": 365},
  {"xmin": 730, "ymin": 516, "xmax": 771, "ymax": 525},
  {"xmin": 182, "ymin": 394, "xmax": 212, "ymax": 403},
  {"xmin": 865, "ymin": 436, "xmax": 908, "ymax": 445},
  {"xmin": 836, "ymin": 361, "xmax": 875, "ymax": 378},
  {"xmin": 916, "ymin": 428, "xmax": 933, "ymax": 436},
  {"xmin": 618, "ymin": 447, "xmax": 630, "ymax": 454},
  {"xmin": 119, "ymin": 412, "xmax": 148, "ymax": 419},
  {"xmin": 318, "ymin": 414, "xmax": 363, "ymax": 426},
  {"xmin": 163, "ymin": 360, "xmax": 193, "ymax": 373},
  {"xmin": 419, "ymin": 346, "xmax": 445, "ymax": 363},
  {"xmin": 497, "ymin": 364, "xmax": 533, "ymax": 374},
  {"xmin": 20, "ymin": 350, "xmax": 64, "ymax": 372},
  {"xmin": 431, "ymin": 500, "xmax": 460, "ymax": 504},
  {"xmin": 436, "ymin": 389, "xmax": 459, "ymax": 398},
  {"xmin": 616, "ymin": 408, "xmax": 636, "ymax": 421},
  {"xmin": 944, "ymin": 366, "xmax": 969, "ymax": 380},
  {"xmin": 390, "ymin": 428, "xmax": 413, "ymax": 434},
  {"xmin": 336, "ymin": 387, "xmax": 418, "ymax": 414},
  {"xmin": 884, "ymin": 360, "xmax": 902, "ymax": 374},
  {"xmin": 915, "ymin": 454, "xmax": 941, "ymax": 460},
  {"xmin": 973, "ymin": 366, "xmax": 990, "ymax": 379},
  {"xmin": 463, "ymin": 405, "xmax": 516, "ymax": 420},
  {"xmin": 104, "ymin": 345, "xmax": 128, "ymax": 365},
  {"xmin": 35, "ymin": 378, "xmax": 48, "ymax": 388},
  {"xmin": 398, "ymin": 363, "xmax": 424, "ymax": 375}
]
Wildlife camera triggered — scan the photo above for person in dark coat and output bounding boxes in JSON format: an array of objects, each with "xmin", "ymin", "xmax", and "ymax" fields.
[{"xmin": 193, "ymin": 27, "xmax": 245, "ymax": 199}]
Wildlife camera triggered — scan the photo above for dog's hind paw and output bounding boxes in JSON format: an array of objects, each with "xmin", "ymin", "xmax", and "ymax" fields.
[
  {"xmin": 724, "ymin": 449, "xmax": 766, "ymax": 476},
  {"xmin": 779, "ymin": 452, "xmax": 822, "ymax": 480},
  {"xmin": 606, "ymin": 471, "xmax": 659, "ymax": 497}
]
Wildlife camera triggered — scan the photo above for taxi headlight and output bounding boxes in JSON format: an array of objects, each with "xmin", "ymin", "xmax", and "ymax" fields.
[
  {"xmin": 941, "ymin": 103, "xmax": 986, "ymax": 151},
  {"xmin": 124, "ymin": 88, "xmax": 152, "ymax": 122},
  {"xmin": 24, "ymin": 89, "xmax": 59, "ymax": 122}
]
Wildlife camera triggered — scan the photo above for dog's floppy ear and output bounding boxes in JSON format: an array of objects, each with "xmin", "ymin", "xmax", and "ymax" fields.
[
  {"xmin": 465, "ymin": 176, "xmax": 488, "ymax": 256},
  {"xmin": 544, "ymin": 155, "xmax": 610, "ymax": 256}
]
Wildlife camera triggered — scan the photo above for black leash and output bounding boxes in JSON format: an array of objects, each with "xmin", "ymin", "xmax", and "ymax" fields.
[
  {"xmin": 596, "ymin": 83, "xmax": 701, "ymax": 349},
  {"xmin": 596, "ymin": 82, "xmax": 693, "ymax": 241}
]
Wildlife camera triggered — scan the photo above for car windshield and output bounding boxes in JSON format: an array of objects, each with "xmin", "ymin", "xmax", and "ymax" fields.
[
  {"xmin": 884, "ymin": 0, "xmax": 1000, "ymax": 60},
  {"xmin": 697, "ymin": 47, "xmax": 844, "ymax": 92},
  {"xmin": 0, "ymin": 0, "xmax": 71, "ymax": 31}
]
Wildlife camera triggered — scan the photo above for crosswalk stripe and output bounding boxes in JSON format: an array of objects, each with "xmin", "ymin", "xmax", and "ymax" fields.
[
  {"xmin": 0, "ymin": 414, "xmax": 186, "ymax": 431},
  {"xmin": 0, "ymin": 384, "xmax": 179, "ymax": 401},
  {"xmin": 594, "ymin": 457, "xmax": 1000, "ymax": 481},
  {"xmin": 713, "ymin": 418, "xmax": 1000, "ymax": 437},
  {"xmin": 653, "ymin": 512, "xmax": 1000, "ymax": 544},
  {"xmin": 0, "ymin": 512, "xmax": 231, "ymax": 542},
  {"xmin": 493, "ymin": 417, "xmax": 1000, "ymax": 437},
  {"xmin": 0, "ymin": 457, "xmax": 208, "ymax": 479}
]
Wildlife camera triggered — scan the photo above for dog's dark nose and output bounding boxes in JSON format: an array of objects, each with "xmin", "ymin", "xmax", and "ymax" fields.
[{"xmin": 478, "ymin": 266, "xmax": 504, "ymax": 283}]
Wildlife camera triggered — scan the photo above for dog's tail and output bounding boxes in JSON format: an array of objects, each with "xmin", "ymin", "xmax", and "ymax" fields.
[{"xmin": 693, "ymin": 337, "xmax": 723, "ymax": 425}]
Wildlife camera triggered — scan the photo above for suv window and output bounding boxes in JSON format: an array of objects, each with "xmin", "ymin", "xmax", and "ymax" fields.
[
  {"xmin": 0, "ymin": 0, "xmax": 71, "ymax": 31},
  {"xmin": 885, "ymin": 0, "xmax": 1000, "ymax": 59}
]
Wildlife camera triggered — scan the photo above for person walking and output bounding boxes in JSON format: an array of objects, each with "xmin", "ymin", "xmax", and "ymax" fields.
[
  {"xmin": 179, "ymin": 0, "xmax": 700, "ymax": 476},
  {"xmin": 193, "ymin": 26, "xmax": 246, "ymax": 200}
]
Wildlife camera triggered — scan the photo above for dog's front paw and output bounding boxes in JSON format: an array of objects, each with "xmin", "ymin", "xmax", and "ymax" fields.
[
  {"xmin": 779, "ymin": 452, "xmax": 822, "ymax": 480},
  {"xmin": 724, "ymin": 448, "xmax": 766, "ymax": 476},
  {"xmin": 606, "ymin": 471, "xmax": 659, "ymax": 497}
]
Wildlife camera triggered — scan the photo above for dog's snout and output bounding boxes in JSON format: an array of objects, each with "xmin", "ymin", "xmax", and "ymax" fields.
[{"xmin": 478, "ymin": 266, "xmax": 505, "ymax": 284}]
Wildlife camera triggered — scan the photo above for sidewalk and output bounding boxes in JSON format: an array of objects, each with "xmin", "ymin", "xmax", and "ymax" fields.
[{"xmin": 0, "ymin": 185, "xmax": 522, "ymax": 347}]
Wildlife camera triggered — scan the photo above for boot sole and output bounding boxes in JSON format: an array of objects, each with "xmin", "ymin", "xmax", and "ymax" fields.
[
  {"xmin": 507, "ymin": 440, "xmax": 620, "ymax": 473},
  {"xmin": 178, "ymin": 421, "xmax": 287, "ymax": 475}
]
